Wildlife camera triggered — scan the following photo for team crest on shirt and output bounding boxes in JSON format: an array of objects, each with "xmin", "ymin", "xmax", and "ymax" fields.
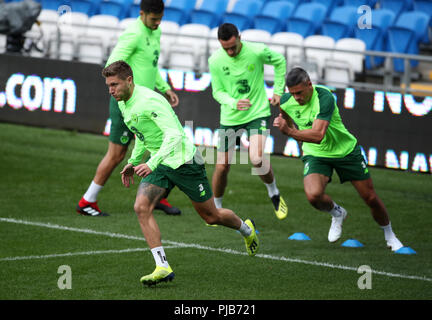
[
  {"xmin": 131, "ymin": 113, "xmax": 138, "ymax": 123},
  {"xmin": 222, "ymin": 66, "xmax": 230, "ymax": 75},
  {"xmin": 151, "ymin": 112, "xmax": 158, "ymax": 118},
  {"xmin": 295, "ymin": 110, "xmax": 301, "ymax": 118}
]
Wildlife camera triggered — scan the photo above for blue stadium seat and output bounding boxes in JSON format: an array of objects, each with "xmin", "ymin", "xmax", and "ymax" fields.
[
  {"xmin": 253, "ymin": 1, "xmax": 295, "ymax": 34},
  {"xmin": 413, "ymin": 0, "xmax": 432, "ymax": 43},
  {"xmin": 380, "ymin": 0, "xmax": 414, "ymax": 20},
  {"xmin": 189, "ymin": 0, "xmax": 228, "ymax": 28},
  {"xmin": 321, "ymin": 5, "xmax": 359, "ymax": 40},
  {"xmin": 41, "ymin": 0, "xmax": 71, "ymax": 11},
  {"xmin": 163, "ymin": 0, "xmax": 196, "ymax": 25},
  {"xmin": 310, "ymin": 0, "xmax": 343, "ymax": 18},
  {"xmin": 99, "ymin": 0, "xmax": 132, "ymax": 20},
  {"xmin": 221, "ymin": 0, "xmax": 263, "ymax": 31},
  {"xmin": 343, "ymin": 0, "xmax": 377, "ymax": 8},
  {"xmin": 354, "ymin": 9, "xmax": 396, "ymax": 69},
  {"xmin": 128, "ymin": 2, "xmax": 140, "ymax": 18},
  {"xmin": 286, "ymin": 2, "xmax": 327, "ymax": 37},
  {"xmin": 70, "ymin": 0, "xmax": 100, "ymax": 16},
  {"xmin": 387, "ymin": 11, "xmax": 430, "ymax": 72}
]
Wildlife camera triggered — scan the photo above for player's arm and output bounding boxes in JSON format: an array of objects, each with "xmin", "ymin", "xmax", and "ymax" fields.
[
  {"xmin": 209, "ymin": 61, "xmax": 238, "ymax": 110},
  {"xmin": 155, "ymin": 70, "xmax": 179, "ymax": 107},
  {"xmin": 145, "ymin": 100, "xmax": 183, "ymax": 171},
  {"xmin": 106, "ymin": 31, "xmax": 138, "ymax": 66},
  {"xmin": 127, "ymin": 137, "xmax": 148, "ymax": 167},
  {"xmin": 261, "ymin": 46, "xmax": 287, "ymax": 106},
  {"xmin": 275, "ymin": 117, "xmax": 329, "ymax": 144}
]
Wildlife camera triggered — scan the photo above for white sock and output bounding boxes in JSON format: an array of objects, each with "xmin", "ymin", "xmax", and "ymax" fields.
[
  {"xmin": 264, "ymin": 179, "xmax": 279, "ymax": 198},
  {"xmin": 381, "ymin": 223, "xmax": 395, "ymax": 241},
  {"xmin": 238, "ymin": 220, "xmax": 252, "ymax": 237},
  {"xmin": 214, "ymin": 197, "xmax": 223, "ymax": 209},
  {"xmin": 151, "ymin": 246, "xmax": 170, "ymax": 268},
  {"xmin": 328, "ymin": 202, "xmax": 342, "ymax": 218},
  {"xmin": 83, "ymin": 181, "xmax": 103, "ymax": 203}
]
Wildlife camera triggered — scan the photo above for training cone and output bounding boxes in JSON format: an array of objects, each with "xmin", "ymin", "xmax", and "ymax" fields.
[
  {"xmin": 341, "ymin": 239, "xmax": 364, "ymax": 248},
  {"xmin": 395, "ymin": 247, "xmax": 416, "ymax": 255},
  {"xmin": 288, "ymin": 232, "xmax": 311, "ymax": 241}
]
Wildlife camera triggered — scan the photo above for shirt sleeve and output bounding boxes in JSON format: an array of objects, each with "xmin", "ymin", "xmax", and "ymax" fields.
[
  {"xmin": 106, "ymin": 30, "xmax": 138, "ymax": 66},
  {"xmin": 128, "ymin": 138, "xmax": 147, "ymax": 166},
  {"xmin": 260, "ymin": 45, "xmax": 286, "ymax": 96},
  {"xmin": 155, "ymin": 69, "xmax": 171, "ymax": 94},
  {"xmin": 209, "ymin": 60, "xmax": 237, "ymax": 110},
  {"xmin": 316, "ymin": 90, "xmax": 335, "ymax": 121},
  {"xmin": 144, "ymin": 100, "xmax": 183, "ymax": 171}
]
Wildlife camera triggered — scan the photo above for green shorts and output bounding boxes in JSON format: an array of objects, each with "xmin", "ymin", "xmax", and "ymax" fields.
[
  {"xmin": 301, "ymin": 145, "xmax": 370, "ymax": 183},
  {"xmin": 141, "ymin": 156, "xmax": 213, "ymax": 203},
  {"xmin": 217, "ymin": 116, "xmax": 270, "ymax": 152},
  {"xmin": 109, "ymin": 97, "xmax": 134, "ymax": 146}
]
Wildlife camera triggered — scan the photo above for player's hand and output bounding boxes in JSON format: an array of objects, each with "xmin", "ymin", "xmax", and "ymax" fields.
[
  {"xmin": 273, "ymin": 113, "xmax": 291, "ymax": 135},
  {"xmin": 120, "ymin": 163, "xmax": 135, "ymax": 188},
  {"xmin": 165, "ymin": 90, "xmax": 179, "ymax": 107},
  {"xmin": 134, "ymin": 163, "xmax": 153, "ymax": 178},
  {"xmin": 237, "ymin": 99, "xmax": 251, "ymax": 111},
  {"xmin": 270, "ymin": 94, "xmax": 281, "ymax": 107}
]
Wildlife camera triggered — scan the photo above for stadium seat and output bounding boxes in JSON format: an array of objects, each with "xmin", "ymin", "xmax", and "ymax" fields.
[
  {"xmin": 413, "ymin": 0, "xmax": 432, "ymax": 43},
  {"xmin": 208, "ymin": 26, "xmax": 220, "ymax": 55},
  {"xmin": 189, "ymin": 0, "xmax": 229, "ymax": 28},
  {"xmin": 99, "ymin": 0, "xmax": 133, "ymax": 20},
  {"xmin": 310, "ymin": 0, "xmax": 343, "ymax": 18},
  {"xmin": 354, "ymin": 8, "xmax": 396, "ymax": 69},
  {"xmin": 167, "ymin": 23, "xmax": 210, "ymax": 71},
  {"xmin": 163, "ymin": 0, "xmax": 197, "ymax": 25},
  {"xmin": 380, "ymin": 0, "xmax": 414, "ymax": 19},
  {"xmin": 40, "ymin": 0, "xmax": 70, "ymax": 11},
  {"xmin": 221, "ymin": 0, "xmax": 263, "ymax": 31},
  {"xmin": 286, "ymin": 2, "xmax": 327, "ymax": 38},
  {"xmin": 321, "ymin": 5, "xmax": 359, "ymax": 41},
  {"xmin": 159, "ymin": 20, "xmax": 180, "ymax": 67},
  {"xmin": 240, "ymin": 29, "xmax": 272, "ymax": 44},
  {"xmin": 128, "ymin": 2, "xmax": 141, "ymax": 18},
  {"xmin": 77, "ymin": 14, "xmax": 120, "ymax": 64},
  {"xmin": 69, "ymin": 0, "xmax": 99, "ymax": 16},
  {"xmin": 270, "ymin": 31, "xmax": 304, "ymax": 68},
  {"xmin": 304, "ymin": 35, "xmax": 335, "ymax": 79},
  {"xmin": 387, "ymin": 11, "xmax": 430, "ymax": 72},
  {"xmin": 252, "ymin": 1, "xmax": 295, "ymax": 34},
  {"xmin": 343, "ymin": 0, "xmax": 377, "ymax": 7},
  {"xmin": 324, "ymin": 37, "xmax": 366, "ymax": 87}
]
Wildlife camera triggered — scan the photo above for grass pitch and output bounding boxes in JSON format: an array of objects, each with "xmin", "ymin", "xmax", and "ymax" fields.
[{"xmin": 0, "ymin": 122, "xmax": 431, "ymax": 300}]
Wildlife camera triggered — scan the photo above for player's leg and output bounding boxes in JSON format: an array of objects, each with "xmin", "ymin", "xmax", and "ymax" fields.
[
  {"xmin": 134, "ymin": 181, "xmax": 175, "ymax": 286},
  {"xmin": 77, "ymin": 97, "xmax": 133, "ymax": 216},
  {"xmin": 351, "ymin": 178, "xmax": 403, "ymax": 251},
  {"xmin": 192, "ymin": 197, "xmax": 259, "ymax": 256},
  {"xmin": 249, "ymin": 132, "xmax": 288, "ymax": 220},
  {"xmin": 212, "ymin": 151, "xmax": 232, "ymax": 209},
  {"xmin": 303, "ymin": 157, "xmax": 347, "ymax": 242}
]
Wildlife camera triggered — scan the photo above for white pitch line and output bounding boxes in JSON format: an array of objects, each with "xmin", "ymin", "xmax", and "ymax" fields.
[
  {"xmin": 0, "ymin": 246, "xmax": 181, "ymax": 262},
  {"xmin": 1, "ymin": 217, "xmax": 431, "ymax": 283}
]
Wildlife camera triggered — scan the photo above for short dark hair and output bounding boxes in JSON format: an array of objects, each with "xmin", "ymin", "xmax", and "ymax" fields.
[
  {"xmin": 217, "ymin": 23, "xmax": 239, "ymax": 41},
  {"xmin": 140, "ymin": 0, "xmax": 164, "ymax": 14},
  {"xmin": 102, "ymin": 60, "xmax": 133, "ymax": 80},
  {"xmin": 286, "ymin": 67, "xmax": 311, "ymax": 87}
]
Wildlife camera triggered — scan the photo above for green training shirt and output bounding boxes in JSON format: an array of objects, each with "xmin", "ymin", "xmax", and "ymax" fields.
[
  {"xmin": 118, "ymin": 85, "xmax": 196, "ymax": 171},
  {"xmin": 208, "ymin": 41, "xmax": 286, "ymax": 126},
  {"xmin": 106, "ymin": 18, "xmax": 170, "ymax": 93},
  {"xmin": 280, "ymin": 85, "xmax": 357, "ymax": 158}
]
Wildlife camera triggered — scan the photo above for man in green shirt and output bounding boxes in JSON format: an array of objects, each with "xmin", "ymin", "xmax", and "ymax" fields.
[
  {"xmin": 208, "ymin": 23, "xmax": 288, "ymax": 220},
  {"xmin": 102, "ymin": 60, "xmax": 259, "ymax": 286},
  {"xmin": 77, "ymin": 0, "xmax": 180, "ymax": 217},
  {"xmin": 274, "ymin": 67, "xmax": 404, "ymax": 251}
]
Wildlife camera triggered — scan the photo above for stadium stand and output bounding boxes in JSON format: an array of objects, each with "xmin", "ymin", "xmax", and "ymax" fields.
[
  {"xmin": 286, "ymin": 2, "xmax": 327, "ymax": 37},
  {"xmin": 310, "ymin": 0, "xmax": 344, "ymax": 18},
  {"xmin": 99, "ymin": 0, "xmax": 133, "ymax": 20},
  {"xmin": 380, "ymin": 0, "xmax": 414, "ymax": 20},
  {"xmin": 163, "ymin": 0, "xmax": 196, "ymax": 25},
  {"xmin": 270, "ymin": 31, "xmax": 304, "ymax": 69},
  {"xmin": 189, "ymin": 0, "xmax": 228, "ymax": 28},
  {"xmin": 321, "ymin": 5, "xmax": 359, "ymax": 40},
  {"xmin": 387, "ymin": 10, "xmax": 430, "ymax": 72},
  {"xmin": 304, "ymin": 35, "xmax": 336, "ymax": 80},
  {"xmin": 252, "ymin": 1, "xmax": 296, "ymax": 34},
  {"xmin": 221, "ymin": 0, "xmax": 262, "ymax": 31},
  {"xmin": 159, "ymin": 20, "xmax": 180, "ymax": 67},
  {"xmin": 69, "ymin": 0, "xmax": 99, "ymax": 16},
  {"xmin": 128, "ymin": 0, "xmax": 141, "ymax": 18}
]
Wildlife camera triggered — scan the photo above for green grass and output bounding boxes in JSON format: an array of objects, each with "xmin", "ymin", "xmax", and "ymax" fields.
[{"xmin": 0, "ymin": 122, "xmax": 431, "ymax": 300}]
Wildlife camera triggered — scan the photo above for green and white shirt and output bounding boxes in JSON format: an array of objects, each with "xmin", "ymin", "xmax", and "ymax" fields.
[
  {"xmin": 208, "ymin": 41, "xmax": 286, "ymax": 126},
  {"xmin": 119, "ymin": 85, "xmax": 196, "ymax": 171},
  {"xmin": 280, "ymin": 85, "xmax": 357, "ymax": 158},
  {"xmin": 106, "ymin": 18, "xmax": 170, "ymax": 93}
]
